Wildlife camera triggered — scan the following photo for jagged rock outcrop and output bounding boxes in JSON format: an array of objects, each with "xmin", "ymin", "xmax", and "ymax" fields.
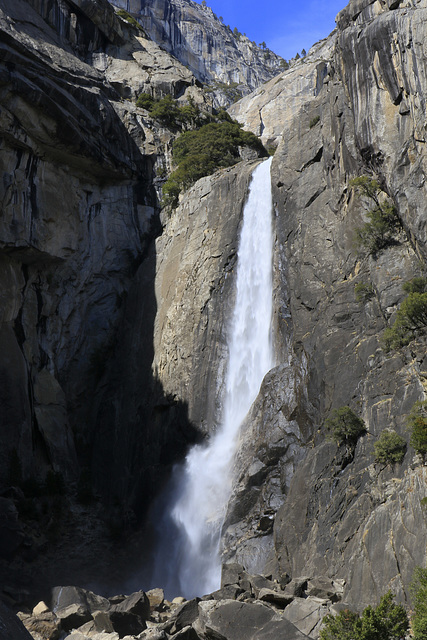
[
  {"xmin": 109, "ymin": 0, "xmax": 285, "ymax": 106},
  {"xmin": 224, "ymin": 0, "xmax": 427, "ymax": 608}
]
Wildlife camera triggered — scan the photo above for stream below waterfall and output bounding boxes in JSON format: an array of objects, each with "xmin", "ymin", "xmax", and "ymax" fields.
[{"xmin": 150, "ymin": 157, "xmax": 274, "ymax": 599}]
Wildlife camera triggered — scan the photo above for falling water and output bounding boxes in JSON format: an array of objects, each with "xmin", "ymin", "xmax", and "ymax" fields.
[{"xmin": 151, "ymin": 157, "xmax": 274, "ymax": 598}]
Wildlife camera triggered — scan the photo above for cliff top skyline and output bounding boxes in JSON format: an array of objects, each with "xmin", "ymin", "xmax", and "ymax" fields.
[{"xmin": 199, "ymin": 0, "xmax": 345, "ymax": 59}]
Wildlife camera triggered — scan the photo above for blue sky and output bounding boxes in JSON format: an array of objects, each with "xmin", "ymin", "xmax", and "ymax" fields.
[{"xmin": 200, "ymin": 0, "xmax": 346, "ymax": 60}]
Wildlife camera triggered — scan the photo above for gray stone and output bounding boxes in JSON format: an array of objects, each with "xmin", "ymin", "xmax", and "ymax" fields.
[
  {"xmin": 194, "ymin": 599, "xmax": 310, "ymax": 640},
  {"xmin": 55, "ymin": 603, "xmax": 92, "ymax": 632},
  {"xmin": 282, "ymin": 598, "xmax": 330, "ymax": 639},
  {"xmin": 306, "ymin": 578, "xmax": 342, "ymax": 602},
  {"xmin": 112, "ymin": 0, "xmax": 285, "ymax": 107},
  {"xmin": 170, "ymin": 598, "xmax": 200, "ymax": 633},
  {"xmin": 111, "ymin": 591, "xmax": 150, "ymax": 620},
  {"xmin": 146, "ymin": 588, "xmax": 165, "ymax": 611},
  {"xmin": 257, "ymin": 589, "xmax": 293, "ymax": 608},
  {"xmin": 283, "ymin": 580, "xmax": 309, "ymax": 599}
]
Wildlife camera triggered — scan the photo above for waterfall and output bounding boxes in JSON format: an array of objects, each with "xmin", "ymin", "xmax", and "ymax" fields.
[{"xmin": 151, "ymin": 157, "xmax": 274, "ymax": 599}]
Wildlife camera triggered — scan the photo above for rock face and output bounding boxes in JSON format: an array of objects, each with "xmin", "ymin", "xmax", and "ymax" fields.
[
  {"xmin": 0, "ymin": 0, "xmax": 155, "ymax": 488},
  {"xmin": 228, "ymin": 35, "xmax": 336, "ymax": 149},
  {"xmin": 225, "ymin": 0, "xmax": 427, "ymax": 608},
  {"xmin": 2, "ymin": 0, "xmax": 427, "ymax": 622},
  {"xmin": 90, "ymin": 162, "xmax": 257, "ymax": 515},
  {"xmin": 109, "ymin": 0, "xmax": 285, "ymax": 106},
  {"xmin": 0, "ymin": 0, "xmax": 219, "ymax": 597}
]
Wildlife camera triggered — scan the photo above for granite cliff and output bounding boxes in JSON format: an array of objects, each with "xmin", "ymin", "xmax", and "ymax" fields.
[
  {"xmin": 225, "ymin": 0, "xmax": 427, "ymax": 609},
  {"xmin": 1, "ymin": 0, "xmax": 427, "ymax": 632},
  {"xmin": 109, "ymin": 0, "xmax": 286, "ymax": 106}
]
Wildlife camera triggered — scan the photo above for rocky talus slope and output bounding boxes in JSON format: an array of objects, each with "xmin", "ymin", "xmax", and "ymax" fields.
[
  {"xmin": 109, "ymin": 0, "xmax": 285, "ymax": 106},
  {"xmin": 13, "ymin": 573, "xmax": 350, "ymax": 640}
]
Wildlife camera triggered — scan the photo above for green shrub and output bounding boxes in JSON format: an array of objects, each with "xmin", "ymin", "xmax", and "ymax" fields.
[
  {"xmin": 382, "ymin": 292, "xmax": 427, "ymax": 350},
  {"xmin": 374, "ymin": 430, "xmax": 406, "ymax": 465},
  {"xmin": 411, "ymin": 567, "xmax": 427, "ymax": 640},
  {"xmin": 397, "ymin": 292, "xmax": 427, "ymax": 330},
  {"xmin": 324, "ymin": 406, "xmax": 366, "ymax": 447},
  {"xmin": 136, "ymin": 92, "xmax": 155, "ymax": 110},
  {"xmin": 309, "ymin": 115, "xmax": 320, "ymax": 128},
  {"xmin": 320, "ymin": 608, "xmax": 361, "ymax": 640},
  {"xmin": 382, "ymin": 289, "xmax": 427, "ymax": 350},
  {"xmin": 403, "ymin": 277, "xmax": 427, "ymax": 294},
  {"xmin": 355, "ymin": 282, "xmax": 375, "ymax": 303},
  {"xmin": 351, "ymin": 176, "xmax": 400, "ymax": 256},
  {"xmin": 162, "ymin": 120, "xmax": 266, "ymax": 207},
  {"xmin": 149, "ymin": 94, "xmax": 181, "ymax": 128},
  {"xmin": 408, "ymin": 400, "xmax": 427, "ymax": 456},
  {"xmin": 320, "ymin": 591, "xmax": 408, "ymax": 640},
  {"xmin": 116, "ymin": 9, "xmax": 143, "ymax": 31}
]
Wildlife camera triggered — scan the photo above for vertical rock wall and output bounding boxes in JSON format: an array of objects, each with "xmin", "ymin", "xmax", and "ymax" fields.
[{"xmin": 225, "ymin": 0, "xmax": 427, "ymax": 607}]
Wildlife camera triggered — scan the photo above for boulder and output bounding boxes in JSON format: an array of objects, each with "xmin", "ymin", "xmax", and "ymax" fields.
[
  {"xmin": 55, "ymin": 603, "xmax": 92, "ymax": 632},
  {"xmin": 93, "ymin": 610, "xmax": 115, "ymax": 633},
  {"xmin": 169, "ymin": 598, "xmax": 200, "ymax": 633},
  {"xmin": 248, "ymin": 575, "xmax": 277, "ymax": 598},
  {"xmin": 306, "ymin": 578, "xmax": 342, "ymax": 602},
  {"xmin": 108, "ymin": 592, "xmax": 150, "ymax": 637},
  {"xmin": 257, "ymin": 588, "xmax": 293, "ymax": 608},
  {"xmin": 201, "ymin": 586, "xmax": 243, "ymax": 601},
  {"xmin": 137, "ymin": 629, "xmax": 168, "ymax": 639},
  {"xmin": 51, "ymin": 586, "xmax": 110, "ymax": 615},
  {"xmin": 146, "ymin": 588, "xmax": 165, "ymax": 611},
  {"xmin": 172, "ymin": 626, "xmax": 201, "ymax": 640},
  {"xmin": 109, "ymin": 609, "xmax": 146, "ymax": 638},
  {"xmin": 282, "ymin": 597, "xmax": 330, "ymax": 639},
  {"xmin": 33, "ymin": 601, "xmax": 50, "ymax": 616},
  {"xmin": 111, "ymin": 591, "xmax": 151, "ymax": 620},
  {"xmin": 194, "ymin": 599, "xmax": 310, "ymax": 640}
]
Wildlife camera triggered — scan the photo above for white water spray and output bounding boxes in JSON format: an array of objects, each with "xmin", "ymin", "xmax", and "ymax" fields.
[{"xmin": 151, "ymin": 157, "xmax": 274, "ymax": 598}]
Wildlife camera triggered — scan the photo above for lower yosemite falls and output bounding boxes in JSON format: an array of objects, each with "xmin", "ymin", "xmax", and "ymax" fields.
[
  {"xmin": 151, "ymin": 158, "xmax": 275, "ymax": 598},
  {"xmin": 2, "ymin": 0, "xmax": 427, "ymax": 637}
]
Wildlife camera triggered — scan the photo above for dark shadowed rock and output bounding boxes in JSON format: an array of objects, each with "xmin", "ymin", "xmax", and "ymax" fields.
[
  {"xmin": 170, "ymin": 598, "xmax": 200, "ymax": 633},
  {"xmin": 173, "ymin": 625, "xmax": 202, "ymax": 640},
  {"xmin": 248, "ymin": 575, "xmax": 277, "ymax": 598},
  {"xmin": 257, "ymin": 588, "xmax": 293, "ymax": 608},
  {"xmin": 111, "ymin": 590, "xmax": 151, "ymax": 620},
  {"xmin": 283, "ymin": 579, "xmax": 309, "ymax": 598},
  {"xmin": 0, "ymin": 600, "xmax": 35, "ymax": 640}
]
